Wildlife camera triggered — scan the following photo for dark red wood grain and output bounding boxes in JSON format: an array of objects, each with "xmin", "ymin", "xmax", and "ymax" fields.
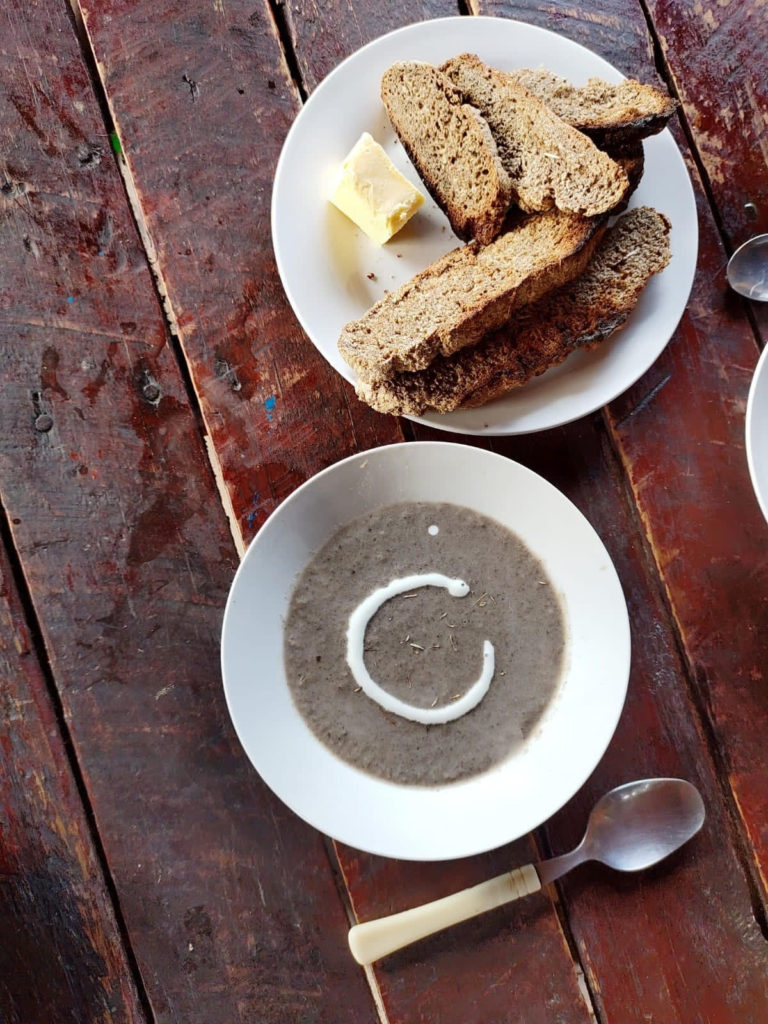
[
  {"xmin": 283, "ymin": 0, "xmax": 461, "ymax": 93},
  {"xmin": 607, "ymin": 4, "xmax": 768, "ymax": 890},
  {"xmin": 0, "ymin": 1, "xmax": 380, "ymax": 1020},
  {"xmin": 643, "ymin": 0, "xmax": 768, "ymax": 341},
  {"xmin": 73, "ymin": 0, "xmax": 768, "ymax": 1019},
  {"xmin": 606, "ymin": 184, "xmax": 768, "ymax": 881},
  {"xmin": 0, "ymin": 540, "xmax": 147, "ymax": 1024},
  {"xmin": 647, "ymin": 0, "xmax": 768, "ymax": 247},
  {"xmin": 74, "ymin": 1, "xmax": 604, "ymax": 1018},
  {"xmin": 77, "ymin": 0, "xmax": 403, "ymax": 548},
  {"xmin": 3, "ymin": 0, "xmax": 768, "ymax": 1021}
]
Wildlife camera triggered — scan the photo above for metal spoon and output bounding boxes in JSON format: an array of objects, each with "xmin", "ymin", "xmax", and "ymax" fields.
[
  {"xmin": 727, "ymin": 233, "xmax": 768, "ymax": 300},
  {"xmin": 348, "ymin": 778, "xmax": 705, "ymax": 965}
]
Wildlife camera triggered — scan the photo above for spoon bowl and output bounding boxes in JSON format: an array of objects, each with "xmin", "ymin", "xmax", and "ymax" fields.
[
  {"xmin": 727, "ymin": 233, "xmax": 768, "ymax": 300},
  {"xmin": 349, "ymin": 777, "xmax": 706, "ymax": 964},
  {"xmin": 582, "ymin": 777, "xmax": 705, "ymax": 872},
  {"xmin": 538, "ymin": 777, "xmax": 705, "ymax": 886}
]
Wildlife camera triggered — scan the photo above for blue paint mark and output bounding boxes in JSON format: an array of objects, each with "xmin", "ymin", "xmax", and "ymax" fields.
[
  {"xmin": 264, "ymin": 395, "xmax": 276, "ymax": 421},
  {"xmin": 66, "ymin": 296, "xmax": 74, "ymax": 303},
  {"xmin": 246, "ymin": 491, "xmax": 260, "ymax": 528}
]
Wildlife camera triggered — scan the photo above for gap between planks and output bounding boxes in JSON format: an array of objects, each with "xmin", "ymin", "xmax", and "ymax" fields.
[
  {"xmin": 634, "ymin": 0, "xmax": 764, "ymax": 351},
  {"xmin": 606, "ymin": 414, "xmax": 768, "ymax": 945},
  {"xmin": 65, "ymin": 0, "xmax": 246, "ymax": 561},
  {"xmin": 604, "ymin": 1, "xmax": 768, "ymax": 938},
  {"xmin": 265, "ymin": 0, "xmax": 308, "ymax": 102},
  {"xmin": 325, "ymin": 838, "xmax": 394, "ymax": 1024},
  {"xmin": 0, "ymin": 497, "xmax": 155, "ymax": 1024},
  {"xmin": 581, "ymin": 0, "xmax": 768, "ymax": 937},
  {"xmin": 254, "ymin": 10, "xmax": 394, "ymax": 1015}
]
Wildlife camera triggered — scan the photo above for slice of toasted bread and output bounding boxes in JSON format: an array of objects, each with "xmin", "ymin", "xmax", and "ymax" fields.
[
  {"xmin": 509, "ymin": 68, "xmax": 678, "ymax": 148},
  {"xmin": 354, "ymin": 207, "xmax": 671, "ymax": 416},
  {"xmin": 381, "ymin": 61, "xmax": 512, "ymax": 244},
  {"xmin": 338, "ymin": 208, "xmax": 606, "ymax": 380},
  {"xmin": 440, "ymin": 54, "xmax": 630, "ymax": 217}
]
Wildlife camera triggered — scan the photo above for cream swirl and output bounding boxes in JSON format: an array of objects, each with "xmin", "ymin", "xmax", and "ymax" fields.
[{"xmin": 346, "ymin": 573, "xmax": 495, "ymax": 725}]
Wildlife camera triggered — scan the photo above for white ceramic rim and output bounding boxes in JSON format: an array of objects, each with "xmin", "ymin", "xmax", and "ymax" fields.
[
  {"xmin": 221, "ymin": 442, "xmax": 631, "ymax": 860},
  {"xmin": 746, "ymin": 342, "xmax": 768, "ymax": 524}
]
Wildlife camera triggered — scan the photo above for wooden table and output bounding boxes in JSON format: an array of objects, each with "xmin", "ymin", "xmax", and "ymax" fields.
[{"xmin": 2, "ymin": 1, "xmax": 767, "ymax": 1021}]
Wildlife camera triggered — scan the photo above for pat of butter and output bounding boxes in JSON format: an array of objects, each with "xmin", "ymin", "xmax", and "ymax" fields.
[{"xmin": 329, "ymin": 132, "xmax": 424, "ymax": 245}]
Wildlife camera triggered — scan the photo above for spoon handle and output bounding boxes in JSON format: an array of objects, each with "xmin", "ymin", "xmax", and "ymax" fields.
[{"xmin": 348, "ymin": 864, "xmax": 540, "ymax": 965}]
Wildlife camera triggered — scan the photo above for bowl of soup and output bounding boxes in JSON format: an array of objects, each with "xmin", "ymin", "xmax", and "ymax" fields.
[{"xmin": 221, "ymin": 442, "xmax": 630, "ymax": 860}]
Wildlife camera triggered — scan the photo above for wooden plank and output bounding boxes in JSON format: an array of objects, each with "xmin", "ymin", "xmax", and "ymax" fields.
[
  {"xmin": 77, "ymin": 0, "xmax": 403, "ymax": 547},
  {"xmin": 638, "ymin": 0, "xmax": 768, "ymax": 346},
  {"xmin": 0, "ymin": 2, "xmax": 380, "ymax": 1021},
  {"xmin": 338, "ymin": 835, "xmax": 596, "ymax": 1024},
  {"xmin": 0, "ymin": 539, "xmax": 147, "ymax": 1024},
  {"xmin": 282, "ymin": 0, "xmax": 461, "ymax": 93},
  {"xmin": 622, "ymin": 7, "xmax": 768, "ymax": 849},
  {"xmin": 606, "ymin": 189, "xmax": 768, "ymax": 882},
  {"xmin": 643, "ymin": 0, "xmax": 768, "ymax": 248},
  {"xmin": 475, "ymin": 0, "xmax": 661, "ymax": 72}
]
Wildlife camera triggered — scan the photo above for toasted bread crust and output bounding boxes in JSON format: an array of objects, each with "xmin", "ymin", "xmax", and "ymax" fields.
[
  {"xmin": 353, "ymin": 207, "xmax": 672, "ymax": 416},
  {"xmin": 605, "ymin": 140, "xmax": 645, "ymax": 214},
  {"xmin": 441, "ymin": 54, "xmax": 629, "ymax": 217},
  {"xmin": 508, "ymin": 67, "xmax": 678, "ymax": 147},
  {"xmin": 381, "ymin": 61, "xmax": 512, "ymax": 244},
  {"xmin": 338, "ymin": 209, "xmax": 606, "ymax": 379}
]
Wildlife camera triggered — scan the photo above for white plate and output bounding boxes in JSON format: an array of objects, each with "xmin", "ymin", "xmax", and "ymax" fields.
[
  {"xmin": 221, "ymin": 443, "xmax": 630, "ymax": 860},
  {"xmin": 747, "ymin": 344, "xmax": 768, "ymax": 523},
  {"xmin": 271, "ymin": 16, "xmax": 698, "ymax": 436}
]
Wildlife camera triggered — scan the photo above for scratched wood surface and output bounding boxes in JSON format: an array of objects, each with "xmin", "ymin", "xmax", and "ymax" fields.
[
  {"xmin": 645, "ymin": 0, "xmax": 768, "ymax": 342},
  {"xmin": 645, "ymin": 0, "xmax": 768, "ymax": 247},
  {"xmin": 2, "ymin": 0, "xmax": 768, "ymax": 1021},
  {"xmin": 0, "ymin": 2, "xmax": 380, "ymax": 1021},
  {"xmin": 605, "ymin": 2, "xmax": 768, "ymax": 900},
  {"xmin": 77, "ymin": 0, "xmax": 403, "ymax": 548},
  {"xmin": 0, "ymin": 538, "xmax": 147, "ymax": 1024}
]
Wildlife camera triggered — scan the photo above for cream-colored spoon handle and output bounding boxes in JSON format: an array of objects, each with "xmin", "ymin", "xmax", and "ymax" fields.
[{"xmin": 348, "ymin": 864, "xmax": 541, "ymax": 965}]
